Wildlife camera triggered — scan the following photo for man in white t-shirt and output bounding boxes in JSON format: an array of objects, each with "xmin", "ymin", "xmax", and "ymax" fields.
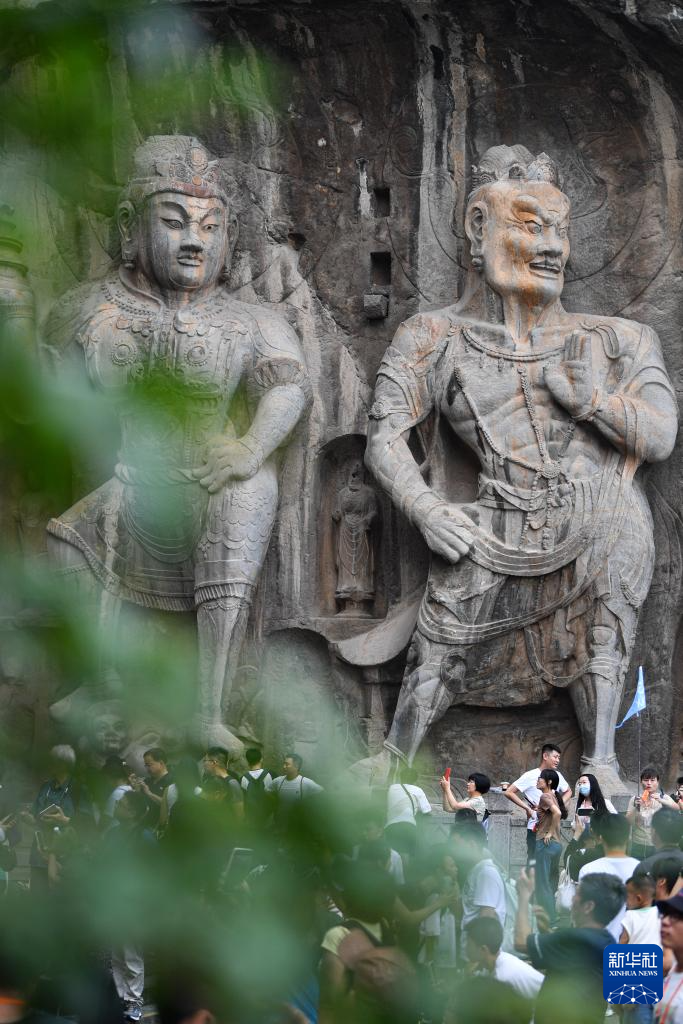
[
  {"xmin": 578, "ymin": 813, "xmax": 639, "ymax": 941},
  {"xmin": 465, "ymin": 915, "xmax": 543, "ymax": 1000},
  {"xmin": 385, "ymin": 765, "xmax": 432, "ymax": 857},
  {"xmin": 451, "ymin": 821, "xmax": 506, "ymax": 944},
  {"xmin": 505, "ymin": 743, "xmax": 571, "ymax": 862},
  {"xmin": 267, "ymin": 753, "xmax": 323, "ymax": 831}
]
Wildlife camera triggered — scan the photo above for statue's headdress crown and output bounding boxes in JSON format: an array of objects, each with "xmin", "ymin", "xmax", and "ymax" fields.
[
  {"xmin": 121, "ymin": 135, "xmax": 228, "ymax": 207},
  {"xmin": 469, "ymin": 144, "xmax": 561, "ymax": 199}
]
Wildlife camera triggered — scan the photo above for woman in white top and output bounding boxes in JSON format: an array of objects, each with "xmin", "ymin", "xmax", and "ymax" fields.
[
  {"xmin": 440, "ymin": 772, "xmax": 490, "ymax": 824},
  {"xmin": 573, "ymin": 772, "xmax": 616, "ymax": 831}
]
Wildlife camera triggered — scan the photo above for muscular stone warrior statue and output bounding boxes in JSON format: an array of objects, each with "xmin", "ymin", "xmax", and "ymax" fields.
[
  {"xmin": 44, "ymin": 136, "xmax": 311, "ymax": 752},
  {"xmin": 365, "ymin": 144, "xmax": 677, "ymax": 790},
  {"xmin": 333, "ymin": 459, "xmax": 377, "ymax": 615}
]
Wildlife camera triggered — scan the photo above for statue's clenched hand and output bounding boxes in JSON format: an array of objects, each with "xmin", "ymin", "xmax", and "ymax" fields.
[
  {"xmin": 418, "ymin": 503, "xmax": 475, "ymax": 564},
  {"xmin": 193, "ymin": 437, "xmax": 260, "ymax": 493},
  {"xmin": 544, "ymin": 330, "xmax": 596, "ymax": 419}
]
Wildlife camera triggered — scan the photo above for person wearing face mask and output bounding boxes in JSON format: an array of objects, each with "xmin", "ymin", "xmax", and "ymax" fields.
[{"xmin": 572, "ymin": 773, "xmax": 616, "ymax": 837}]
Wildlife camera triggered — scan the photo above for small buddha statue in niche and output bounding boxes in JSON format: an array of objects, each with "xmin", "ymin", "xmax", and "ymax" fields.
[{"xmin": 333, "ymin": 459, "xmax": 378, "ymax": 617}]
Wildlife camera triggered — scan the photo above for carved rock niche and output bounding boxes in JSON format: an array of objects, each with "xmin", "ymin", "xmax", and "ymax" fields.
[{"xmin": 316, "ymin": 434, "xmax": 386, "ymax": 625}]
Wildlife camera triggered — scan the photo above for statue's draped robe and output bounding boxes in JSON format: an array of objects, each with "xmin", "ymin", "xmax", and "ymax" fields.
[
  {"xmin": 45, "ymin": 271, "xmax": 310, "ymax": 611},
  {"xmin": 334, "ymin": 484, "xmax": 376, "ymax": 602},
  {"xmin": 369, "ymin": 309, "xmax": 674, "ymax": 706}
]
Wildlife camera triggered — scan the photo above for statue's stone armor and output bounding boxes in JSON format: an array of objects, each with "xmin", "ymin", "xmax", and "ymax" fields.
[
  {"xmin": 45, "ymin": 269, "xmax": 309, "ymax": 611},
  {"xmin": 371, "ymin": 305, "xmax": 671, "ymax": 711}
]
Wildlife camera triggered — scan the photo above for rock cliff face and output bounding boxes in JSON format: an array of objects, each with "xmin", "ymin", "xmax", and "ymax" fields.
[{"xmin": 2, "ymin": 0, "xmax": 682, "ymax": 786}]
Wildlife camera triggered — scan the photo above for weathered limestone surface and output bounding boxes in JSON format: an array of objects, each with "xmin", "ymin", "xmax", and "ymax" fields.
[
  {"xmin": 2, "ymin": 0, "xmax": 683, "ymax": 785},
  {"xmin": 357, "ymin": 143, "xmax": 678, "ymax": 795}
]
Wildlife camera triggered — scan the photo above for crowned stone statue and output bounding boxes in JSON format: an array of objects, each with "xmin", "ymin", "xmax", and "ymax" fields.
[
  {"xmin": 45, "ymin": 136, "xmax": 311, "ymax": 753},
  {"xmin": 361, "ymin": 143, "xmax": 677, "ymax": 791}
]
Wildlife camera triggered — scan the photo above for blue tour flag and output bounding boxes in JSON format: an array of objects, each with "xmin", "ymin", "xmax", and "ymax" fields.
[{"xmin": 616, "ymin": 666, "xmax": 646, "ymax": 729}]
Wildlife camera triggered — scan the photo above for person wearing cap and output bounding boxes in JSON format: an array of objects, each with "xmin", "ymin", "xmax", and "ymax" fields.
[
  {"xmin": 656, "ymin": 891, "xmax": 683, "ymax": 1024},
  {"xmin": 44, "ymin": 135, "xmax": 311, "ymax": 756}
]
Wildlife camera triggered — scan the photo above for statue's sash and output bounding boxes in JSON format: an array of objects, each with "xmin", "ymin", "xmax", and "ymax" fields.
[{"xmin": 418, "ymin": 450, "xmax": 635, "ymax": 646}]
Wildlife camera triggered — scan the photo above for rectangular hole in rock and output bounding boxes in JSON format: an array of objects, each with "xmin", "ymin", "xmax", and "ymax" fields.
[
  {"xmin": 373, "ymin": 187, "xmax": 390, "ymax": 217},
  {"xmin": 371, "ymin": 251, "xmax": 392, "ymax": 287}
]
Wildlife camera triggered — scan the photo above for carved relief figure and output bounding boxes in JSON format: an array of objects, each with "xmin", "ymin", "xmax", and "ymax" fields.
[
  {"xmin": 364, "ymin": 144, "xmax": 677, "ymax": 791},
  {"xmin": 44, "ymin": 136, "xmax": 311, "ymax": 753},
  {"xmin": 333, "ymin": 459, "xmax": 378, "ymax": 615}
]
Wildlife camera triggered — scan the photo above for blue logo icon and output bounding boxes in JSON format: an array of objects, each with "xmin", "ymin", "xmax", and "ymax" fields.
[{"xmin": 603, "ymin": 944, "xmax": 663, "ymax": 1005}]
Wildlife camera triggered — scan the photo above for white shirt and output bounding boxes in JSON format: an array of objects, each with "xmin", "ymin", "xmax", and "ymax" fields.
[
  {"xmin": 656, "ymin": 970, "xmax": 683, "ymax": 1024},
  {"xmin": 621, "ymin": 906, "xmax": 661, "ymax": 946},
  {"xmin": 388, "ymin": 848, "xmax": 405, "ymax": 885},
  {"xmin": 386, "ymin": 783, "xmax": 432, "ymax": 827},
  {"xmin": 494, "ymin": 951, "xmax": 544, "ymax": 1000},
  {"xmin": 511, "ymin": 767, "xmax": 570, "ymax": 830},
  {"xmin": 418, "ymin": 901, "xmax": 457, "ymax": 969},
  {"xmin": 461, "ymin": 858, "xmax": 506, "ymax": 934},
  {"xmin": 419, "ymin": 895, "xmax": 442, "ymax": 940},
  {"xmin": 105, "ymin": 783, "xmax": 132, "ymax": 818},
  {"xmin": 267, "ymin": 775, "xmax": 323, "ymax": 802},
  {"xmin": 578, "ymin": 855, "xmax": 640, "ymax": 941},
  {"xmin": 240, "ymin": 769, "xmax": 273, "ymax": 791}
]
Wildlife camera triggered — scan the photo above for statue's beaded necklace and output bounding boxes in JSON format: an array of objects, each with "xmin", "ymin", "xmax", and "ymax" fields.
[{"xmin": 103, "ymin": 275, "xmax": 229, "ymax": 328}]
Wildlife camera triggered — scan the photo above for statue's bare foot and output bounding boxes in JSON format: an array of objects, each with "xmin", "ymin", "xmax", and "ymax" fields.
[
  {"xmin": 51, "ymin": 687, "xmax": 86, "ymax": 723},
  {"xmin": 346, "ymin": 748, "xmax": 401, "ymax": 789},
  {"xmin": 50, "ymin": 681, "xmax": 116, "ymax": 723},
  {"xmin": 193, "ymin": 718, "xmax": 244, "ymax": 760},
  {"xmin": 581, "ymin": 757, "xmax": 632, "ymax": 798}
]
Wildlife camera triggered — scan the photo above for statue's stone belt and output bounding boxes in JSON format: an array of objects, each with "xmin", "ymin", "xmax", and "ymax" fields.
[
  {"xmin": 416, "ymin": 454, "xmax": 637, "ymax": 646},
  {"xmin": 477, "ymin": 472, "xmax": 577, "ymax": 512},
  {"xmin": 462, "ymin": 450, "xmax": 631, "ymax": 577}
]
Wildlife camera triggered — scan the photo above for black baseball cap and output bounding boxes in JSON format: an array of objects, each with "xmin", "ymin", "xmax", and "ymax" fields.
[{"xmin": 656, "ymin": 894, "xmax": 683, "ymax": 916}]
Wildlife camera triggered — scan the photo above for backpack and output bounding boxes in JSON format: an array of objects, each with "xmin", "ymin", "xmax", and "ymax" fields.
[
  {"xmin": 337, "ymin": 920, "xmax": 418, "ymax": 1021},
  {"xmin": 242, "ymin": 770, "xmax": 273, "ymax": 823}
]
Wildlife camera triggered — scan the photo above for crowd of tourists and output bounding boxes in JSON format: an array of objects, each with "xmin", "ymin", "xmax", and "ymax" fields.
[{"xmin": 2, "ymin": 742, "xmax": 683, "ymax": 1024}]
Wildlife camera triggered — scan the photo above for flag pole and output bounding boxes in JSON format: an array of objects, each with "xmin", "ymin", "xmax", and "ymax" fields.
[{"xmin": 638, "ymin": 709, "xmax": 642, "ymax": 788}]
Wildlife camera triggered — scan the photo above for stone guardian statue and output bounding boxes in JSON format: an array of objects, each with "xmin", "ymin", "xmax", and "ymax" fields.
[
  {"xmin": 44, "ymin": 135, "xmax": 311, "ymax": 753},
  {"xmin": 364, "ymin": 144, "xmax": 677, "ymax": 791}
]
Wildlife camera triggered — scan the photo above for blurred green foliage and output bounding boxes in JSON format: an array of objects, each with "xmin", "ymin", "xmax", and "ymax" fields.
[
  {"xmin": 0, "ymin": 0, "xmax": 286, "ymax": 733},
  {"xmin": 0, "ymin": 6, "xmax": 324, "ymax": 1018}
]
